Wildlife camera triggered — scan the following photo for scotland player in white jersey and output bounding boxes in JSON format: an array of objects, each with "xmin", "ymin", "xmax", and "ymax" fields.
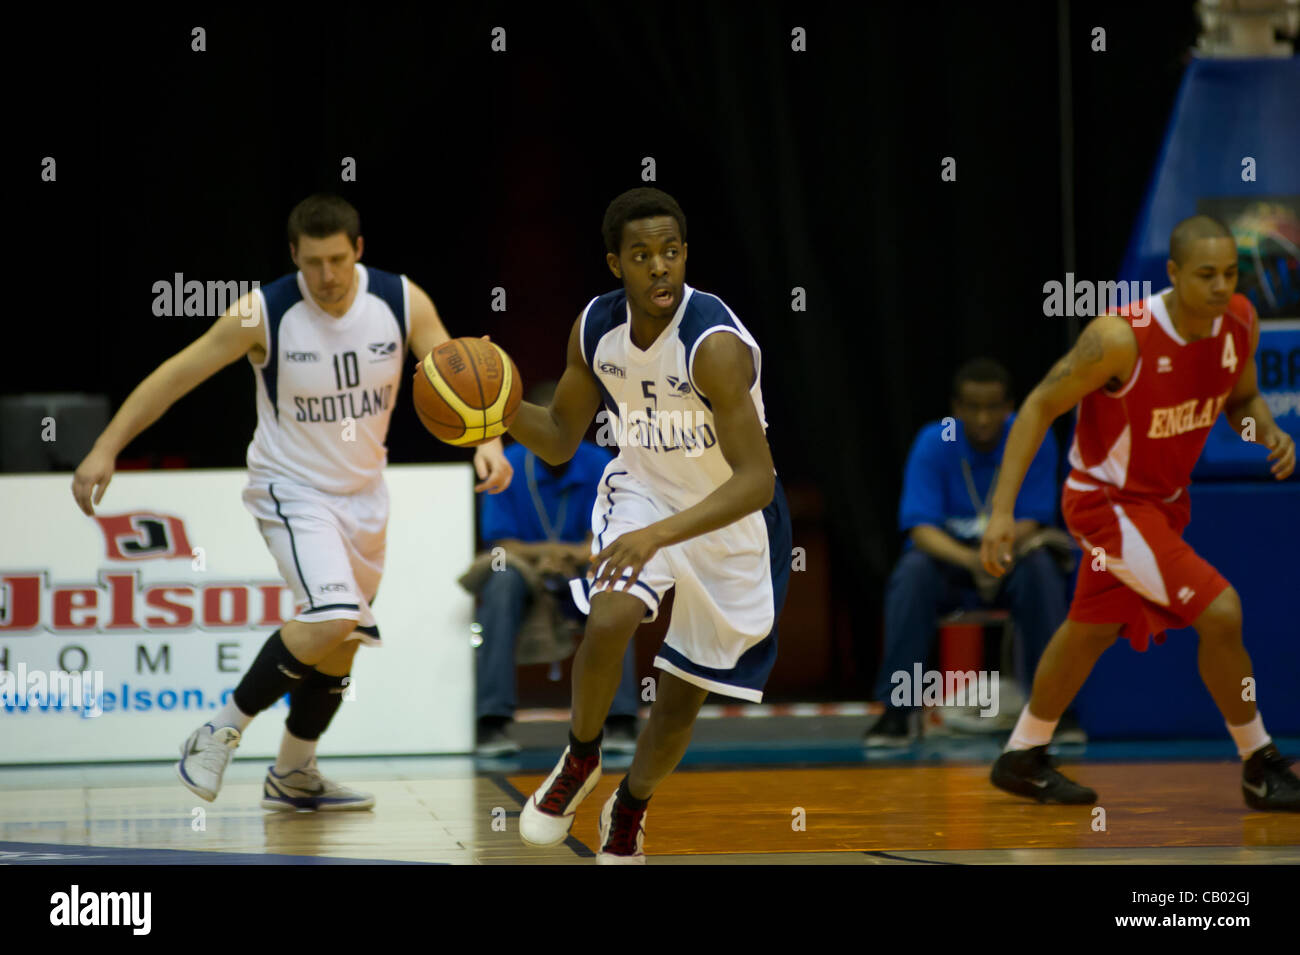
[
  {"xmin": 72, "ymin": 195, "xmax": 512, "ymax": 809},
  {"xmin": 507, "ymin": 188, "xmax": 791, "ymax": 862}
]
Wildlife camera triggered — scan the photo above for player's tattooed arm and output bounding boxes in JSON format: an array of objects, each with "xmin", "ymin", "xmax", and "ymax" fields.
[
  {"xmin": 1026, "ymin": 314, "xmax": 1137, "ymax": 419},
  {"xmin": 1037, "ymin": 314, "xmax": 1122, "ymax": 394},
  {"xmin": 591, "ymin": 332, "xmax": 774, "ymax": 589},
  {"xmin": 507, "ymin": 315, "xmax": 602, "ymax": 465},
  {"xmin": 980, "ymin": 315, "xmax": 1137, "ymax": 576},
  {"xmin": 1223, "ymin": 313, "xmax": 1295, "ymax": 480}
]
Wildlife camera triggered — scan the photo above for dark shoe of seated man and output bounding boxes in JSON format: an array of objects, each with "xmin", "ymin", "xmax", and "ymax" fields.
[
  {"xmin": 476, "ymin": 716, "xmax": 522, "ymax": 757},
  {"xmin": 863, "ymin": 707, "xmax": 918, "ymax": 748}
]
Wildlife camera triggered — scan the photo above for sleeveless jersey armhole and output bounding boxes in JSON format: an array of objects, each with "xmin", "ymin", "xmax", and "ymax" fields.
[
  {"xmin": 578, "ymin": 295, "xmax": 600, "ymax": 368},
  {"xmin": 249, "ymin": 287, "xmax": 272, "ymax": 370},
  {"xmin": 686, "ymin": 326, "xmax": 758, "ymax": 400},
  {"xmin": 1104, "ymin": 355, "xmax": 1143, "ymax": 399},
  {"xmin": 399, "ymin": 274, "xmax": 412, "ymax": 354},
  {"xmin": 1102, "ymin": 317, "xmax": 1142, "ymax": 399}
]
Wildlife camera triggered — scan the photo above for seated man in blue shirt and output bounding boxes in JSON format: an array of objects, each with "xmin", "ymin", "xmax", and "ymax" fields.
[
  {"xmin": 867, "ymin": 358, "xmax": 1077, "ymax": 746},
  {"xmin": 475, "ymin": 383, "xmax": 641, "ymax": 756}
]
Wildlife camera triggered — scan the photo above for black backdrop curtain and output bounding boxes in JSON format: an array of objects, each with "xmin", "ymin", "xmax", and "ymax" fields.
[{"xmin": 13, "ymin": 1, "xmax": 1200, "ymax": 695}]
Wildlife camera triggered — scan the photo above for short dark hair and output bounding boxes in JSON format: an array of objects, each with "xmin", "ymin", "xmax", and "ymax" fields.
[
  {"xmin": 602, "ymin": 188, "xmax": 687, "ymax": 256},
  {"xmin": 952, "ymin": 358, "xmax": 1012, "ymax": 402},
  {"xmin": 1169, "ymin": 214, "xmax": 1234, "ymax": 266},
  {"xmin": 287, "ymin": 194, "xmax": 361, "ymax": 248}
]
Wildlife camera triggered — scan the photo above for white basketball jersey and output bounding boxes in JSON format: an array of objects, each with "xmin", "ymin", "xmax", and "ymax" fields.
[
  {"xmin": 579, "ymin": 284, "xmax": 768, "ymax": 512},
  {"xmin": 246, "ymin": 264, "xmax": 409, "ymax": 494}
]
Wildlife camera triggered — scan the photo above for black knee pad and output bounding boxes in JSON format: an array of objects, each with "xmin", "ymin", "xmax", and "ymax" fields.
[
  {"xmin": 285, "ymin": 670, "xmax": 351, "ymax": 741},
  {"xmin": 232, "ymin": 630, "xmax": 307, "ymax": 716}
]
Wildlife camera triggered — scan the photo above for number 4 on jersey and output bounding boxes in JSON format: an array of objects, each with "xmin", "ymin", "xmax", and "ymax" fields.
[{"xmin": 1221, "ymin": 333, "xmax": 1237, "ymax": 374}]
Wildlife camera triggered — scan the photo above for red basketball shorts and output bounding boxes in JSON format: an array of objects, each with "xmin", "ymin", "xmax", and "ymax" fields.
[{"xmin": 1060, "ymin": 477, "xmax": 1230, "ymax": 651}]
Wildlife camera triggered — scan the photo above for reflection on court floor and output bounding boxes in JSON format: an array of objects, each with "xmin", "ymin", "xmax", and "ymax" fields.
[{"xmin": 1, "ymin": 733, "xmax": 1297, "ymax": 864}]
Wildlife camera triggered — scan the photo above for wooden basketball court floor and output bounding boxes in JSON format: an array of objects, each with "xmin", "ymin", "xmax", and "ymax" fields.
[{"xmin": 2, "ymin": 722, "xmax": 1297, "ymax": 864}]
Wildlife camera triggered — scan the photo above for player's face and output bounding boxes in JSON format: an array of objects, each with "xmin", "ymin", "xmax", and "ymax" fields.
[
  {"xmin": 1169, "ymin": 238, "xmax": 1238, "ymax": 317},
  {"xmin": 953, "ymin": 381, "xmax": 1012, "ymax": 452},
  {"xmin": 292, "ymin": 232, "xmax": 363, "ymax": 306},
  {"xmin": 607, "ymin": 217, "xmax": 687, "ymax": 318}
]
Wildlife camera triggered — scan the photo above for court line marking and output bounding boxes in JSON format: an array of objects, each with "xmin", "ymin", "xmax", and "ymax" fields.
[
  {"xmin": 487, "ymin": 773, "xmax": 595, "ymax": 858},
  {"xmin": 864, "ymin": 850, "xmax": 963, "ymax": 865},
  {"xmin": 0, "ymin": 839, "xmax": 440, "ymax": 865}
]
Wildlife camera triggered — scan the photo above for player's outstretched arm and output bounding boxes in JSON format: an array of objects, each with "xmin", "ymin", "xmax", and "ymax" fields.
[
  {"xmin": 71, "ymin": 294, "xmax": 264, "ymax": 515},
  {"xmin": 1222, "ymin": 315, "xmax": 1294, "ymax": 481},
  {"xmin": 591, "ymin": 332, "xmax": 774, "ymax": 590},
  {"xmin": 407, "ymin": 280, "xmax": 513, "ymax": 493},
  {"xmin": 980, "ymin": 314, "xmax": 1137, "ymax": 576},
  {"xmin": 506, "ymin": 315, "xmax": 602, "ymax": 465},
  {"xmin": 406, "ymin": 281, "xmax": 453, "ymax": 360}
]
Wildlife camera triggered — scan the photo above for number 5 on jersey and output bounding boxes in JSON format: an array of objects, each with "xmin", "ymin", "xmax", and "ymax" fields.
[{"xmin": 642, "ymin": 380, "xmax": 658, "ymax": 416}]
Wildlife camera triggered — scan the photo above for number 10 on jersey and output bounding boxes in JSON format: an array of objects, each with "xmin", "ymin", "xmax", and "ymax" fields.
[{"xmin": 333, "ymin": 351, "xmax": 360, "ymax": 389}]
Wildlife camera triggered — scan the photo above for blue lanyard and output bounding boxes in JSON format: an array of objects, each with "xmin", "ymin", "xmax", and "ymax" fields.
[{"xmin": 524, "ymin": 453, "xmax": 569, "ymax": 542}]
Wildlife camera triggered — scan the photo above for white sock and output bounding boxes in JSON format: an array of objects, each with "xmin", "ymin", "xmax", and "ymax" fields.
[
  {"xmin": 275, "ymin": 729, "xmax": 318, "ymax": 774},
  {"xmin": 1005, "ymin": 706, "xmax": 1058, "ymax": 752},
  {"xmin": 211, "ymin": 699, "xmax": 253, "ymax": 733},
  {"xmin": 1227, "ymin": 713, "xmax": 1270, "ymax": 759}
]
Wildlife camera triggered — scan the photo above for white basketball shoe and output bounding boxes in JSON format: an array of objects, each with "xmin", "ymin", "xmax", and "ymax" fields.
[
  {"xmin": 596, "ymin": 790, "xmax": 647, "ymax": 864},
  {"xmin": 519, "ymin": 746, "xmax": 601, "ymax": 847},
  {"xmin": 261, "ymin": 760, "xmax": 375, "ymax": 811},
  {"xmin": 177, "ymin": 723, "xmax": 241, "ymax": 802}
]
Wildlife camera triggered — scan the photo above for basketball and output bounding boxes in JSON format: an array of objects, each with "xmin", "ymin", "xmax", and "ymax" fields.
[{"xmin": 412, "ymin": 337, "xmax": 522, "ymax": 446}]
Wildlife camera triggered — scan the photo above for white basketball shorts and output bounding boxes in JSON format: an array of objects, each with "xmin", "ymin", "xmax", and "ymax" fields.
[
  {"xmin": 570, "ymin": 462, "xmax": 791, "ymax": 702},
  {"xmin": 241, "ymin": 477, "xmax": 388, "ymax": 645}
]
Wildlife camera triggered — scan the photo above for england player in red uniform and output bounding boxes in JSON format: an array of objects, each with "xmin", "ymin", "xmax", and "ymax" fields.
[{"xmin": 980, "ymin": 216, "xmax": 1299, "ymax": 811}]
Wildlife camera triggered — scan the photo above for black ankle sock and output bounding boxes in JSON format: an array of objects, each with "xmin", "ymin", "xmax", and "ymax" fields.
[
  {"xmin": 616, "ymin": 776, "xmax": 650, "ymax": 811},
  {"xmin": 285, "ymin": 670, "xmax": 350, "ymax": 740},
  {"xmin": 569, "ymin": 728, "xmax": 602, "ymax": 759},
  {"xmin": 232, "ymin": 630, "xmax": 308, "ymax": 716}
]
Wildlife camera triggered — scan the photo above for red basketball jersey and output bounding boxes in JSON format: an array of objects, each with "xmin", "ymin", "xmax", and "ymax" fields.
[{"xmin": 1067, "ymin": 289, "xmax": 1254, "ymax": 499}]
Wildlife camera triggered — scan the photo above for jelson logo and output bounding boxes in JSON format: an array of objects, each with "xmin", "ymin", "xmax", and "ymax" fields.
[
  {"xmin": 368, "ymin": 341, "xmax": 398, "ymax": 359},
  {"xmin": 0, "ymin": 570, "xmax": 291, "ymax": 633},
  {"xmin": 2, "ymin": 513, "xmax": 288, "ymax": 637},
  {"xmin": 92, "ymin": 514, "xmax": 194, "ymax": 561},
  {"xmin": 665, "ymin": 376, "xmax": 692, "ymax": 396}
]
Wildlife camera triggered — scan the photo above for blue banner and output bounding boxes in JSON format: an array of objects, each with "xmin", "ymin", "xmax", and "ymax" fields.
[
  {"xmin": 1119, "ymin": 57, "xmax": 1300, "ymax": 313},
  {"xmin": 1196, "ymin": 322, "xmax": 1300, "ymax": 477},
  {"xmin": 1114, "ymin": 56, "xmax": 1300, "ymax": 477}
]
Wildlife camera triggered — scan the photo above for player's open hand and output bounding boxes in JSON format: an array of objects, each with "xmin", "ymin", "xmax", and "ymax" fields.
[
  {"xmin": 473, "ymin": 441, "xmax": 513, "ymax": 494},
  {"xmin": 1262, "ymin": 428, "xmax": 1295, "ymax": 481},
  {"xmin": 591, "ymin": 526, "xmax": 665, "ymax": 592},
  {"xmin": 71, "ymin": 447, "xmax": 116, "ymax": 516},
  {"xmin": 979, "ymin": 511, "xmax": 1017, "ymax": 578}
]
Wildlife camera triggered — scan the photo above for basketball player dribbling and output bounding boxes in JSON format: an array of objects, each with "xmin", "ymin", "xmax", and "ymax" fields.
[
  {"xmin": 71, "ymin": 195, "xmax": 513, "ymax": 810},
  {"xmin": 980, "ymin": 215, "xmax": 1299, "ymax": 811},
  {"xmin": 505, "ymin": 187, "xmax": 791, "ymax": 862}
]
